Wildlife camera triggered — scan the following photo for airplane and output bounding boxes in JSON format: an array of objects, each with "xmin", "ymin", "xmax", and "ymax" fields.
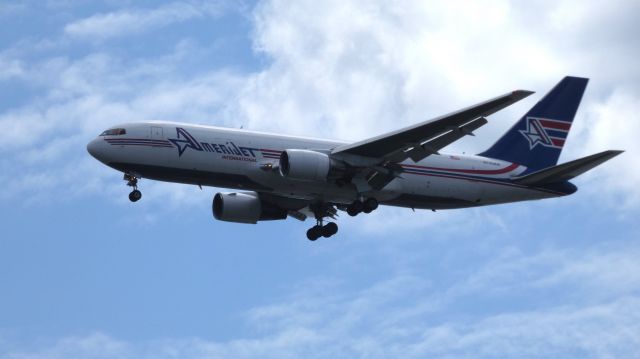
[{"xmin": 87, "ymin": 76, "xmax": 622, "ymax": 241}]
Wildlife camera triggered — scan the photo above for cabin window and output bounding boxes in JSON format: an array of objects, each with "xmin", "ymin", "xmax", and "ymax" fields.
[{"xmin": 99, "ymin": 128, "xmax": 126, "ymax": 136}]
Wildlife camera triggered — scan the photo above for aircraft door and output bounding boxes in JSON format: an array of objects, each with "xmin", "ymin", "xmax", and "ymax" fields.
[{"xmin": 150, "ymin": 126, "xmax": 163, "ymax": 140}]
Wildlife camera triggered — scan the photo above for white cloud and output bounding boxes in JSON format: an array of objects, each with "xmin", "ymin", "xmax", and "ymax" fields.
[
  {"xmin": 3, "ymin": 242, "xmax": 640, "ymax": 358},
  {"xmin": 572, "ymin": 88, "xmax": 640, "ymax": 208},
  {"xmin": 237, "ymin": 0, "xmax": 565, "ymax": 143},
  {"xmin": 0, "ymin": 48, "xmax": 244, "ymax": 204},
  {"xmin": 0, "ymin": 56, "xmax": 24, "ymax": 80},
  {"xmin": 64, "ymin": 1, "xmax": 224, "ymax": 40},
  {"xmin": 0, "ymin": 3, "xmax": 27, "ymax": 18},
  {"xmin": 1, "ymin": 3, "xmax": 638, "ymax": 358},
  {"xmin": 6, "ymin": 301, "xmax": 637, "ymax": 358},
  {"xmin": 1, "ymin": 0, "xmax": 638, "ymax": 211},
  {"xmin": 231, "ymin": 0, "xmax": 638, "ymax": 206},
  {"xmin": 407, "ymin": 298, "xmax": 640, "ymax": 358},
  {"xmin": 242, "ymin": 0, "xmax": 638, "ymax": 143},
  {"xmin": 222, "ymin": 242, "xmax": 640, "ymax": 357}
]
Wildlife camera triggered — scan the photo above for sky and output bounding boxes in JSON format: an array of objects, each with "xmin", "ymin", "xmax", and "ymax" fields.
[{"xmin": 1, "ymin": 0, "xmax": 639, "ymax": 358}]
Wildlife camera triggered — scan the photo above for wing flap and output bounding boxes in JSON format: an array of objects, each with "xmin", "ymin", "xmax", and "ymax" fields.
[{"xmin": 406, "ymin": 117, "xmax": 488, "ymax": 162}]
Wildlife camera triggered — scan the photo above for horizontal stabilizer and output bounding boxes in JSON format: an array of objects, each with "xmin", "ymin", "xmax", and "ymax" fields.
[{"xmin": 513, "ymin": 150, "xmax": 623, "ymax": 185}]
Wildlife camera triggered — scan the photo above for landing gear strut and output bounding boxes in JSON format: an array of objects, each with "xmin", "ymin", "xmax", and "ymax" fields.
[
  {"xmin": 306, "ymin": 203, "xmax": 339, "ymax": 241},
  {"xmin": 124, "ymin": 173, "xmax": 142, "ymax": 202}
]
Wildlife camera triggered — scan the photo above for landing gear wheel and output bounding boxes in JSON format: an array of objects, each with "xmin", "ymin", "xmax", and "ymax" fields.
[
  {"xmin": 306, "ymin": 226, "xmax": 321, "ymax": 241},
  {"xmin": 347, "ymin": 200, "xmax": 363, "ymax": 216},
  {"xmin": 322, "ymin": 222, "xmax": 338, "ymax": 237},
  {"xmin": 363, "ymin": 198, "xmax": 378, "ymax": 213},
  {"xmin": 129, "ymin": 189, "xmax": 142, "ymax": 202}
]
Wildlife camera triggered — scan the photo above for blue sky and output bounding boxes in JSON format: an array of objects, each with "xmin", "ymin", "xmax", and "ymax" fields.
[{"xmin": 1, "ymin": 1, "xmax": 639, "ymax": 358}]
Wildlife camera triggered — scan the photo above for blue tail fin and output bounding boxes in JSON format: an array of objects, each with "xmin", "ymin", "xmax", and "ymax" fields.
[{"xmin": 479, "ymin": 76, "xmax": 588, "ymax": 171}]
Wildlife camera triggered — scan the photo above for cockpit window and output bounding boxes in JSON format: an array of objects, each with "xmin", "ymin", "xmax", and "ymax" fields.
[{"xmin": 99, "ymin": 128, "xmax": 126, "ymax": 136}]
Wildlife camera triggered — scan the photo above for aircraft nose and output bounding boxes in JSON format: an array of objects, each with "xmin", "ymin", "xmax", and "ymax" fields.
[{"xmin": 86, "ymin": 138, "xmax": 103, "ymax": 160}]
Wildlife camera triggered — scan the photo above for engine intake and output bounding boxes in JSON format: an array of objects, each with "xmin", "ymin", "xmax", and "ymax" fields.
[
  {"xmin": 212, "ymin": 192, "xmax": 287, "ymax": 224},
  {"xmin": 279, "ymin": 149, "xmax": 344, "ymax": 182}
]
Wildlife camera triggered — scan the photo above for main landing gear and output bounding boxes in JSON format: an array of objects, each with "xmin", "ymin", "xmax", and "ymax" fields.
[
  {"xmin": 124, "ymin": 173, "xmax": 142, "ymax": 202},
  {"xmin": 306, "ymin": 203, "xmax": 339, "ymax": 241},
  {"xmin": 306, "ymin": 222, "xmax": 338, "ymax": 241},
  {"xmin": 305, "ymin": 198, "xmax": 379, "ymax": 241},
  {"xmin": 346, "ymin": 198, "xmax": 378, "ymax": 216}
]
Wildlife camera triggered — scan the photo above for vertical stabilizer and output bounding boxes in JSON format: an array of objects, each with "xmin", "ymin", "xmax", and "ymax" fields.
[{"xmin": 479, "ymin": 76, "xmax": 588, "ymax": 171}]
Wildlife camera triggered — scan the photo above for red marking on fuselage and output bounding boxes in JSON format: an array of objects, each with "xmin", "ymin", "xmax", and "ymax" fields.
[{"xmin": 401, "ymin": 162, "xmax": 519, "ymax": 175}]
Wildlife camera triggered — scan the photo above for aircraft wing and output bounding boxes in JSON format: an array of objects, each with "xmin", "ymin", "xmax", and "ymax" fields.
[
  {"xmin": 330, "ymin": 90, "xmax": 534, "ymax": 190},
  {"xmin": 332, "ymin": 90, "xmax": 534, "ymax": 163}
]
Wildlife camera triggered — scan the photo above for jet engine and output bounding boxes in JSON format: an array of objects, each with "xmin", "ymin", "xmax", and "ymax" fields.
[
  {"xmin": 212, "ymin": 192, "xmax": 287, "ymax": 224},
  {"xmin": 279, "ymin": 149, "xmax": 345, "ymax": 182}
]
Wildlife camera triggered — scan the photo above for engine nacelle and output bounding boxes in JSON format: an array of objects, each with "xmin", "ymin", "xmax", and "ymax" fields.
[
  {"xmin": 212, "ymin": 192, "xmax": 287, "ymax": 224},
  {"xmin": 279, "ymin": 149, "xmax": 344, "ymax": 182}
]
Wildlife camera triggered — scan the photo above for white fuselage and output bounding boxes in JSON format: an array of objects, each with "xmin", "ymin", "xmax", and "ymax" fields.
[{"xmin": 87, "ymin": 122, "xmax": 569, "ymax": 210}]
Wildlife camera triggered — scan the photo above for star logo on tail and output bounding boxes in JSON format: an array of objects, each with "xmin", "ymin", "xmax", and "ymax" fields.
[
  {"xmin": 168, "ymin": 127, "xmax": 203, "ymax": 156},
  {"xmin": 520, "ymin": 116, "xmax": 559, "ymax": 150}
]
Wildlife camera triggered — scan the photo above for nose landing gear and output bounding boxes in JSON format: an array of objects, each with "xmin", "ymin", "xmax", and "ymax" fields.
[
  {"xmin": 124, "ymin": 173, "xmax": 142, "ymax": 202},
  {"xmin": 128, "ymin": 189, "xmax": 142, "ymax": 202}
]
